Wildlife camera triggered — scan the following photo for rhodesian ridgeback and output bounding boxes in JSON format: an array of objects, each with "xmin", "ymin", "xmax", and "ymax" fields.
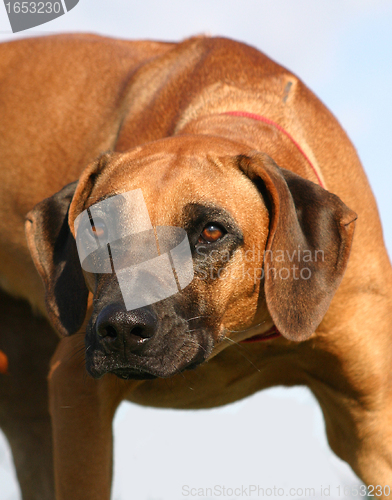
[{"xmin": 0, "ymin": 34, "xmax": 392, "ymax": 500}]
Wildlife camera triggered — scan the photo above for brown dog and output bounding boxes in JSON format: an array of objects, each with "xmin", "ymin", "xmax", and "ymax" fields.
[{"xmin": 0, "ymin": 33, "xmax": 392, "ymax": 500}]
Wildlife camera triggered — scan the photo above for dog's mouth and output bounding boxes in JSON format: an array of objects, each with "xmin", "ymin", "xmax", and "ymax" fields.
[
  {"xmin": 85, "ymin": 348, "xmax": 210, "ymax": 380},
  {"xmin": 85, "ymin": 323, "xmax": 214, "ymax": 380},
  {"xmin": 85, "ymin": 353, "xmax": 158, "ymax": 380},
  {"xmin": 110, "ymin": 367, "xmax": 157, "ymax": 380}
]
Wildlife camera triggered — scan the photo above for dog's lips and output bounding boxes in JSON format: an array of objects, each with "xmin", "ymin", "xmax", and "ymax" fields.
[
  {"xmin": 111, "ymin": 367, "xmax": 157, "ymax": 380},
  {"xmin": 85, "ymin": 334, "xmax": 213, "ymax": 380},
  {"xmin": 85, "ymin": 354, "xmax": 157, "ymax": 380}
]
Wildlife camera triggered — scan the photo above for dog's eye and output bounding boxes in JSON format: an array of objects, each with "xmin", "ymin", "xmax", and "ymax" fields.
[
  {"xmin": 198, "ymin": 223, "xmax": 226, "ymax": 244},
  {"xmin": 89, "ymin": 218, "xmax": 107, "ymax": 239}
]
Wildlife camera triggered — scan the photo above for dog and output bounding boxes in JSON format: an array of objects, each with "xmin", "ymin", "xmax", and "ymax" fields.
[{"xmin": 1, "ymin": 33, "xmax": 392, "ymax": 500}]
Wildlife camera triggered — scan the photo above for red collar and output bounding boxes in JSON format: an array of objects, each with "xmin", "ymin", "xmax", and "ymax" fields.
[
  {"xmin": 224, "ymin": 111, "xmax": 324, "ymax": 342},
  {"xmin": 240, "ymin": 325, "xmax": 281, "ymax": 343},
  {"xmin": 223, "ymin": 111, "xmax": 325, "ymax": 188}
]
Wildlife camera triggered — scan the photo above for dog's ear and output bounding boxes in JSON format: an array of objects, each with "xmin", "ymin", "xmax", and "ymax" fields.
[
  {"xmin": 237, "ymin": 152, "xmax": 357, "ymax": 341},
  {"xmin": 25, "ymin": 181, "xmax": 89, "ymax": 336}
]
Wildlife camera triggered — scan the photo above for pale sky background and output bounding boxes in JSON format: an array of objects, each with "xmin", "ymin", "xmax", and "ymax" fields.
[{"xmin": 0, "ymin": 1, "xmax": 391, "ymax": 499}]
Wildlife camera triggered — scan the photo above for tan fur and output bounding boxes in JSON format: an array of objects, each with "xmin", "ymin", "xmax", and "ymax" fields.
[{"xmin": 1, "ymin": 34, "xmax": 392, "ymax": 500}]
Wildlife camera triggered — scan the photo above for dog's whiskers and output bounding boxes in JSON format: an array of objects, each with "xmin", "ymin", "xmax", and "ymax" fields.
[
  {"xmin": 187, "ymin": 328, "xmax": 202, "ymax": 334},
  {"xmin": 172, "ymin": 364, "xmax": 194, "ymax": 390},
  {"xmin": 225, "ymin": 320, "xmax": 266, "ymax": 334},
  {"xmin": 222, "ymin": 336, "xmax": 261, "ymax": 373},
  {"xmin": 63, "ymin": 335, "xmax": 86, "ymax": 365},
  {"xmin": 186, "ymin": 314, "xmax": 211, "ymax": 323},
  {"xmin": 186, "ymin": 337, "xmax": 207, "ymax": 353}
]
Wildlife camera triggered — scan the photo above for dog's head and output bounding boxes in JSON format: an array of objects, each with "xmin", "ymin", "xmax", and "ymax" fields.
[{"xmin": 26, "ymin": 135, "xmax": 356, "ymax": 379}]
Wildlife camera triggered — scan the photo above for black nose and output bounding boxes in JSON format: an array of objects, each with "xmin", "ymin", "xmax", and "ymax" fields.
[{"xmin": 96, "ymin": 304, "xmax": 156, "ymax": 351}]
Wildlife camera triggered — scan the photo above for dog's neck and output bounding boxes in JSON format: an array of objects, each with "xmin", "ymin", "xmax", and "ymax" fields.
[
  {"xmin": 176, "ymin": 112, "xmax": 323, "ymax": 187},
  {"xmin": 222, "ymin": 111, "xmax": 324, "ymax": 186}
]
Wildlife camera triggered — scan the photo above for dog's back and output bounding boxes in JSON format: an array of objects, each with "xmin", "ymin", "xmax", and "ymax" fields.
[
  {"xmin": 0, "ymin": 34, "xmax": 174, "ymax": 306},
  {"xmin": 0, "ymin": 34, "xmax": 389, "ymax": 311}
]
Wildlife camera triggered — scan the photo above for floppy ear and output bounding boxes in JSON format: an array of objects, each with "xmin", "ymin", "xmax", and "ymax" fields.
[
  {"xmin": 25, "ymin": 181, "xmax": 89, "ymax": 336},
  {"xmin": 238, "ymin": 152, "xmax": 357, "ymax": 341}
]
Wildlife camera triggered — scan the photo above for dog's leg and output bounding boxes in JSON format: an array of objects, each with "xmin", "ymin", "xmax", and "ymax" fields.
[
  {"xmin": 49, "ymin": 334, "xmax": 131, "ymax": 500},
  {"xmin": 0, "ymin": 290, "xmax": 58, "ymax": 500},
  {"xmin": 305, "ymin": 286, "xmax": 392, "ymax": 489}
]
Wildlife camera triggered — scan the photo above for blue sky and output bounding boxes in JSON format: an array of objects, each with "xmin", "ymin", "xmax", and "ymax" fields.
[{"xmin": 0, "ymin": 2, "xmax": 391, "ymax": 499}]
